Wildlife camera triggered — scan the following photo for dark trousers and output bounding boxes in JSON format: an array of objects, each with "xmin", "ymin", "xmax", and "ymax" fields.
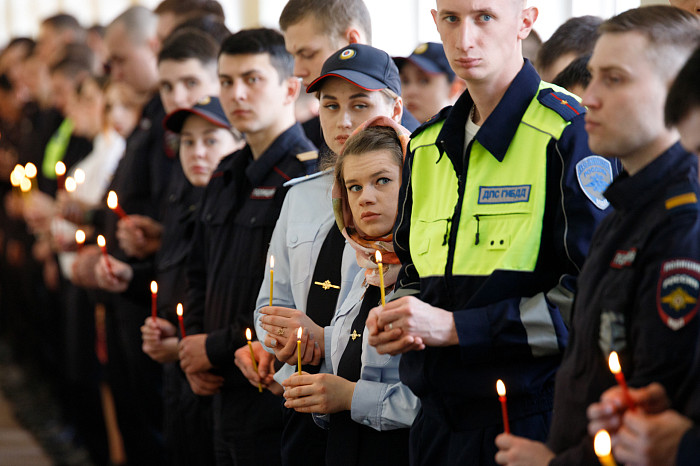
[
  {"xmin": 213, "ymin": 386, "xmax": 283, "ymax": 466},
  {"xmin": 409, "ymin": 406, "xmax": 552, "ymax": 466},
  {"xmin": 105, "ymin": 295, "xmax": 164, "ymax": 465},
  {"xmin": 163, "ymin": 362, "xmax": 215, "ymax": 465},
  {"xmin": 280, "ymin": 404, "xmax": 327, "ymax": 466}
]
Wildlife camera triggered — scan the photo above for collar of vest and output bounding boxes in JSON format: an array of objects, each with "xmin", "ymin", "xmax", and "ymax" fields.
[{"xmin": 438, "ymin": 59, "xmax": 541, "ymax": 163}]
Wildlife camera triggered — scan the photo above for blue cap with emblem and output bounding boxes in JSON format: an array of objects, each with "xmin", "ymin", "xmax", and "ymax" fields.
[
  {"xmin": 393, "ymin": 42, "xmax": 455, "ymax": 82},
  {"xmin": 163, "ymin": 95, "xmax": 231, "ymax": 133},
  {"xmin": 306, "ymin": 44, "xmax": 401, "ymax": 95}
]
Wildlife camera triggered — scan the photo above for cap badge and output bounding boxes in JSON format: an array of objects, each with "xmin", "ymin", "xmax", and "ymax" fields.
[
  {"xmin": 198, "ymin": 96, "xmax": 211, "ymax": 105},
  {"xmin": 339, "ymin": 49, "xmax": 356, "ymax": 60},
  {"xmin": 414, "ymin": 43, "xmax": 429, "ymax": 54}
]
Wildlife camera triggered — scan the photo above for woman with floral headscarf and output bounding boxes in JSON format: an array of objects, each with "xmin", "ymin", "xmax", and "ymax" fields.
[{"xmin": 282, "ymin": 116, "xmax": 419, "ymax": 466}]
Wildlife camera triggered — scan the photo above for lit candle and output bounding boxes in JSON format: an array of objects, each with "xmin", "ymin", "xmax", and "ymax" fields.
[
  {"xmin": 19, "ymin": 177, "xmax": 32, "ymax": 195},
  {"xmin": 75, "ymin": 229, "xmax": 86, "ymax": 250},
  {"xmin": 107, "ymin": 190, "xmax": 128, "ymax": 219},
  {"xmin": 65, "ymin": 176, "xmax": 77, "ymax": 193},
  {"xmin": 24, "ymin": 163, "xmax": 37, "ymax": 192},
  {"xmin": 375, "ymin": 250, "xmax": 385, "ymax": 306},
  {"xmin": 608, "ymin": 351, "xmax": 635, "ymax": 410},
  {"xmin": 297, "ymin": 327, "xmax": 303, "ymax": 375},
  {"xmin": 74, "ymin": 168, "xmax": 85, "ymax": 184},
  {"xmin": 594, "ymin": 430, "xmax": 617, "ymax": 466},
  {"xmin": 55, "ymin": 161, "xmax": 66, "ymax": 190},
  {"xmin": 496, "ymin": 379, "xmax": 510, "ymax": 433},
  {"xmin": 246, "ymin": 328, "xmax": 263, "ymax": 393},
  {"xmin": 96, "ymin": 235, "xmax": 114, "ymax": 276},
  {"xmin": 176, "ymin": 303, "xmax": 186, "ymax": 338},
  {"xmin": 150, "ymin": 281, "xmax": 158, "ymax": 323},
  {"xmin": 10, "ymin": 165, "xmax": 23, "ymax": 195},
  {"xmin": 269, "ymin": 255, "xmax": 274, "ymax": 306}
]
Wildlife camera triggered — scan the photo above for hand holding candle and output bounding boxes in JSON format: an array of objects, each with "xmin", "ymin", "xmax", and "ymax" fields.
[
  {"xmin": 177, "ymin": 303, "xmax": 186, "ymax": 338},
  {"xmin": 608, "ymin": 351, "xmax": 635, "ymax": 410},
  {"xmin": 96, "ymin": 235, "xmax": 114, "ymax": 276},
  {"xmin": 593, "ymin": 430, "xmax": 617, "ymax": 466},
  {"xmin": 55, "ymin": 161, "xmax": 66, "ymax": 190},
  {"xmin": 375, "ymin": 250, "xmax": 385, "ymax": 306},
  {"xmin": 269, "ymin": 255, "xmax": 274, "ymax": 306},
  {"xmin": 107, "ymin": 190, "xmax": 128, "ymax": 219},
  {"xmin": 150, "ymin": 281, "xmax": 158, "ymax": 323},
  {"xmin": 297, "ymin": 327, "xmax": 302, "ymax": 375},
  {"xmin": 497, "ymin": 379, "xmax": 510, "ymax": 433},
  {"xmin": 246, "ymin": 328, "xmax": 263, "ymax": 392}
]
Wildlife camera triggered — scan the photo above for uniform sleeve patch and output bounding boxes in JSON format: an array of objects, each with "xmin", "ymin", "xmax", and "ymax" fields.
[
  {"xmin": 576, "ymin": 155, "xmax": 613, "ymax": 210},
  {"xmin": 657, "ymin": 259, "xmax": 700, "ymax": 330},
  {"xmin": 665, "ymin": 192, "xmax": 697, "ymax": 210},
  {"xmin": 537, "ymin": 89, "xmax": 586, "ymax": 121}
]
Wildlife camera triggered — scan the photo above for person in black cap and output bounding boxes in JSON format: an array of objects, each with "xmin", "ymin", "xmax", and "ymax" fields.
[
  {"xmin": 141, "ymin": 96, "xmax": 241, "ymax": 465},
  {"xmin": 394, "ymin": 42, "xmax": 464, "ymax": 123}
]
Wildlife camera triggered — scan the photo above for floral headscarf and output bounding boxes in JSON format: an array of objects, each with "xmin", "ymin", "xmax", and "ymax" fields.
[{"xmin": 332, "ymin": 115, "xmax": 410, "ymax": 288}]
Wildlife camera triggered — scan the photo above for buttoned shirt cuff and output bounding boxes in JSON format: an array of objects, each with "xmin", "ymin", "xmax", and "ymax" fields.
[
  {"xmin": 350, "ymin": 379, "xmax": 386, "ymax": 430},
  {"xmin": 273, "ymin": 363, "xmax": 295, "ymax": 385}
]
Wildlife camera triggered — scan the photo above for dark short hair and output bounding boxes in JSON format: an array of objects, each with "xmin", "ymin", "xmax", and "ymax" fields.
[
  {"xmin": 42, "ymin": 13, "xmax": 84, "ymax": 34},
  {"xmin": 336, "ymin": 126, "xmax": 403, "ymax": 186},
  {"xmin": 154, "ymin": 0, "xmax": 224, "ymax": 21},
  {"xmin": 172, "ymin": 14, "xmax": 231, "ymax": 44},
  {"xmin": 50, "ymin": 43, "xmax": 95, "ymax": 77},
  {"xmin": 600, "ymin": 5, "xmax": 700, "ymax": 81},
  {"xmin": 219, "ymin": 28, "xmax": 293, "ymax": 81},
  {"xmin": 552, "ymin": 54, "xmax": 591, "ymax": 93},
  {"xmin": 279, "ymin": 0, "xmax": 372, "ymax": 44},
  {"xmin": 536, "ymin": 16, "xmax": 602, "ymax": 73},
  {"xmin": 158, "ymin": 28, "xmax": 219, "ymax": 67},
  {"xmin": 666, "ymin": 45, "xmax": 700, "ymax": 127}
]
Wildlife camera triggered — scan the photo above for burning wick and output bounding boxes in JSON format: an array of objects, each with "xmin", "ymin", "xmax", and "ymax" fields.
[
  {"xmin": 497, "ymin": 379, "xmax": 510, "ymax": 433},
  {"xmin": 246, "ymin": 328, "xmax": 263, "ymax": 392},
  {"xmin": 107, "ymin": 190, "xmax": 128, "ymax": 219},
  {"xmin": 176, "ymin": 303, "xmax": 186, "ymax": 338}
]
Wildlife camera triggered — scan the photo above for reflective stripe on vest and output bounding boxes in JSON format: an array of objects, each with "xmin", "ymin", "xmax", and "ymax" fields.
[{"xmin": 409, "ymin": 82, "xmax": 573, "ymax": 278}]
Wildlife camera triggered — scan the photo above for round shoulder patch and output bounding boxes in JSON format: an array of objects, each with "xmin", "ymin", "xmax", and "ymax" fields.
[
  {"xmin": 339, "ymin": 49, "xmax": 356, "ymax": 60},
  {"xmin": 657, "ymin": 259, "xmax": 700, "ymax": 330},
  {"xmin": 414, "ymin": 43, "xmax": 429, "ymax": 55}
]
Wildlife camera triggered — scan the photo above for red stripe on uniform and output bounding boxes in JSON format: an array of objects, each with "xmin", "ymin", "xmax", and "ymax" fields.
[
  {"xmin": 551, "ymin": 94, "xmax": 580, "ymax": 115},
  {"xmin": 273, "ymin": 166, "xmax": 291, "ymax": 181}
]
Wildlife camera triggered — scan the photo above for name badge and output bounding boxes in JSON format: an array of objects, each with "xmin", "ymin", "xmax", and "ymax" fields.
[{"xmin": 478, "ymin": 185, "xmax": 531, "ymax": 204}]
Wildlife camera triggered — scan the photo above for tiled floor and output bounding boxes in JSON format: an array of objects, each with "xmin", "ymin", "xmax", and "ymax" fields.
[{"xmin": 0, "ymin": 390, "xmax": 51, "ymax": 466}]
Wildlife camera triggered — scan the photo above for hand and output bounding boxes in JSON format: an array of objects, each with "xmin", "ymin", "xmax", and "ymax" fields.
[
  {"xmin": 179, "ymin": 334, "xmax": 213, "ymax": 374},
  {"xmin": 185, "ymin": 371, "xmax": 224, "ymax": 396},
  {"xmin": 71, "ymin": 246, "xmax": 102, "ymax": 287},
  {"xmin": 494, "ymin": 433, "xmax": 555, "ymax": 466},
  {"xmin": 234, "ymin": 342, "xmax": 276, "ymax": 390},
  {"xmin": 23, "ymin": 191, "xmax": 56, "ymax": 234},
  {"xmin": 612, "ymin": 409, "xmax": 692, "ymax": 466},
  {"xmin": 116, "ymin": 215, "xmax": 162, "ymax": 259},
  {"xmin": 588, "ymin": 383, "xmax": 671, "ymax": 436},
  {"xmin": 259, "ymin": 306, "xmax": 324, "ymax": 365},
  {"xmin": 141, "ymin": 317, "xmax": 179, "ymax": 363},
  {"xmin": 282, "ymin": 372, "xmax": 355, "ymax": 414},
  {"xmin": 263, "ymin": 321, "xmax": 322, "ymax": 367},
  {"xmin": 94, "ymin": 254, "xmax": 133, "ymax": 293}
]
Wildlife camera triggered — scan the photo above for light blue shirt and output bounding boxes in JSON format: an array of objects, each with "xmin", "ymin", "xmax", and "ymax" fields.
[{"xmin": 254, "ymin": 171, "xmax": 359, "ymax": 385}]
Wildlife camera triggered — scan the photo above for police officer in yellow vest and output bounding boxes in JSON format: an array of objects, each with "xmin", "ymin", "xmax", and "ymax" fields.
[{"xmin": 366, "ymin": 1, "xmax": 618, "ymax": 464}]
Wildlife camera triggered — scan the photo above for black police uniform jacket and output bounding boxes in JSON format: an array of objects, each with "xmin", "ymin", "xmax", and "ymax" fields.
[{"xmin": 548, "ymin": 143, "xmax": 700, "ymax": 464}]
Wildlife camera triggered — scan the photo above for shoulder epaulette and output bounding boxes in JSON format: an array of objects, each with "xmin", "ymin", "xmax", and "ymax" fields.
[
  {"xmin": 537, "ymin": 88, "xmax": 586, "ymax": 122},
  {"xmin": 296, "ymin": 150, "xmax": 318, "ymax": 162},
  {"xmin": 410, "ymin": 106, "xmax": 452, "ymax": 139},
  {"xmin": 283, "ymin": 168, "xmax": 332, "ymax": 188},
  {"xmin": 665, "ymin": 182, "xmax": 699, "ymax": 214}
]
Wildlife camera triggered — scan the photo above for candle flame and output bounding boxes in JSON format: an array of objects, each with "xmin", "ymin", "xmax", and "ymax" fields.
[
  {"xmin": 75, "ymin": 229, "xmax": 86, "ymax": 244},
  {"xmin": 13, "ymin": 164, "xmax": 25, "ymax": 179},
  {"xmin": 246, "ymin": 328, "xmax": 252, "ymax": 341},
  {"xmin": 24, "ymin": 163, "xmax": 37, "ymax": 178},
  {"xmin": 107, "ymin": 190, "xmax": 119, "ymax": 210},
  {"xmin": 55, "ymin": 161, "xmax": 66, "ymax": 176},
  {"xmin": 20, "ymin": 177, "xmax": 31, "ymax": 192},
  {"xmin": 297, "ymin": 327, "xmax": 302, "ymax": 340},
  {"xmin": 375, "ymin": 250, "xmax": 382, "ymax": 263},
  {"xmin": 496, "ymin": 379, "xmax": 506, "ymax": 397},
  {"xmin": 65, "ymin": 177, "xmax": 77, "ymax": 193},
  {"xmin": 97, "ymin": 235, "xmax": 106, "ymax": 247},
  {"xmin": 10, "ymin": 169, "xmax": 21, "ymax": 187},
  {"xmin": 176, "ymin": 303, "xmax": 183, "ymax": 317},
  {"xmin": 270, "ymin": 255, "xmax": 275, "ymax": 269},
  {"xmin": 150, "ymin": 281, "xmax": 158, "ymax": 294},
  {"xmin": 74, "ymin": 168, "xmax": 85, "ymax": 184},
  {"xmin": 594, "ymin": 430, "xmax": 612, "ymax": 457},
  {"xmin": 608, "ymin": 351, "xmax": 621, "ymax": 375}
]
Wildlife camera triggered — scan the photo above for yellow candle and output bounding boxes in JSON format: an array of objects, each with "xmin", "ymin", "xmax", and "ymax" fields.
[
  {"xmin": 594, "ymin": 430, "xmax": 617, "ymax": 466},
  {"xmin": 297, "ymin": 327, "xmax": 302, "ymax": 375},
  {"xmin": 269, "ymin": 255, "xmax": 275, "ymax": 306},
  {"xmin": 375, "ymin": 250, "xmax": 385, "ymax": 306},
  {"xmin": 246, "ymin": 328, "xmax": 262, "ymax": 392}
]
